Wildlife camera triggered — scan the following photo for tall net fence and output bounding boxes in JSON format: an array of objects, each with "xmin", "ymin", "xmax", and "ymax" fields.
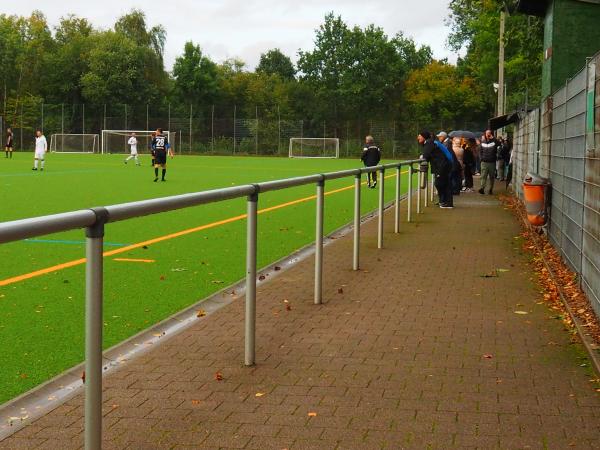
[{"xmin": 0, "ymin": 101, "xmax": 485, "ymax": 159}]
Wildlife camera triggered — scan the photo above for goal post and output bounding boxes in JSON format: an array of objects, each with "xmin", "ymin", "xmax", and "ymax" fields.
[
  {"xmin": 101, "ymin": 130, "xmax": 175, "ymax": 154},
  {"xmin": 289, "ymin": 138, "xmax": 339, "ymax": 158},
  {"xmin": 49, "ymin": 134, "xmax": 99, "ymax": 153}
]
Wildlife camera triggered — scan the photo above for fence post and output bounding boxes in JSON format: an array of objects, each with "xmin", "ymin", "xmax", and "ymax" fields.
[
  {"xmin": 61, "ymin": 104, "xmax": 65, "ymax": 152},
  {"xmin": 394, "ymin": 165, "xmax": 401, "ymax": 233},
  {"xmin": 314, "ymin": 177, "xmax": 325, "ymax": 305},
  {"xmin": 84, "ymin": 209, "xmax": 107, "ymax": 450},
  {"xmin": 277, "ymin": 105, "xmax": 281, "ymax": 155},
  {"xmin": 233, "ymin": 105, "xmax": 237, "ymax": 154},
  {"xmin": 168, "ymin": 103, "xmax": 171, "ymax": 134},
  {"xmin": 245, "ymin": 190, "xmax": 258, "ymax": 366},
  {"xmin": 353, "ymin": 173, "xmax": 361, "ymax": 270},
  {"xmin": 377, "ymin": 167, "xmax": 385, "ymax": 249},
  {"xmin": 407, "ymin": 165, "xmax": 413, "ymax": 222},
  {"xmin": 211, "ymin": 105, "xmax": 215, "ymax": 154},
  {"xmin": 103, "ymin": 104, "xmax": 106, "ymax": 132},
  {"xmin": 255, "ymin": 105, "xmax": 258, "ymax": 155},
  {"xmin": 146, "ymin": 104, "xmax": 149, "ymax": 131},
  {"xmin": 41, "ymin": 102, "xmax": 44, "ymax": 133},
  {"xmin": 189, "ymin": 104, "xmax": 192, "ymax": 155},
  {"xmin": 124, "ymin": 104, "xmax": 127, "ymax": 129}
]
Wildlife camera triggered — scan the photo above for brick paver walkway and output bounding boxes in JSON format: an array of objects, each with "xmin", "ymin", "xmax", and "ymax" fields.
[{"xmin": 2, "ymin": 187, "xmax": 600, "ymax": 449}]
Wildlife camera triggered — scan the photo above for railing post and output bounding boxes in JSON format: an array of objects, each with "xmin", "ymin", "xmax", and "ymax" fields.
[
  {"xmin": 245, "ymin": 190, "xmax": 258, "ymax": 366},
  {"xmin": 84, "ymin": 208, "xmax": 108, "ymax": 450},
  {"xmin": 417, "ymin": 171, "xmax": 422, "ymax": 215},
  {"xmin": 353, "ymin": 173, "xmax": 361, "ymax": 270},
  {"xmin": 314, "ymin": 177, "xmax": 325, "ymax": 304},
  {"xmin": 424, "ymin": 168, "xmax": 429, "ymax": 208},
  {"xmin": 377, "ymin": 167, "xmax": 385, "ymax": 249},
  {"xmin": 430, "ymin": 171, "xmax": 435, "ymax": 203},
  {"xmin": 394, "ymin": 165, "xmax": 401, "ymax": 233},
  {"xmin": 407, "ymin": 165, "xmax": 413, "ymax": 223}
]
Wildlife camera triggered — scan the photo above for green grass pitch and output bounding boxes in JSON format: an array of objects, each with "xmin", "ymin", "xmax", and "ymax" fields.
[{"xmin": 0, "ymin": 151, "xmax": 417, "ymax": 403}]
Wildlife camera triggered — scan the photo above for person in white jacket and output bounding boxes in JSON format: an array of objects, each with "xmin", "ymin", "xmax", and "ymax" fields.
[
  {"xmin": 32, "ymin": 129, "xmax": 47, "ymax": 171},
  {"xmin": 124, "ymin": 132, "xmax": 140, "ymax": 165}
]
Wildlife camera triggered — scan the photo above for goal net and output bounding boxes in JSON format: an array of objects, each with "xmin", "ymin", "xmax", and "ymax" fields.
[
  {"xmin": 101, "ymin": 130, "xmax": 176, "ymax": 154},
  {"xmin": 50, "ymin": 134, "xmax": 99, "ymax": 153},
  {"xmin": 289, "ymin": 138, "xmax": 339, "ymax": 158}
]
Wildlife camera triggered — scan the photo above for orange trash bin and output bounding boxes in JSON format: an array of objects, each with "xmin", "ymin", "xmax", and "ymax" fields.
[{"xmin": 523, "ymin": 173, "xmax": 551, "ymax": 226}]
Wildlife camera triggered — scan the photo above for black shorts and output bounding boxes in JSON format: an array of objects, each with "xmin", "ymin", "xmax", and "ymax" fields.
[{"xmin": 154, "ymin": 152, "xmax": 167, "ymax": 165}]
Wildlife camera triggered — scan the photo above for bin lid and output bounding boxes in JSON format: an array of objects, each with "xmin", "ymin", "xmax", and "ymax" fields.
[{"xmin": 524, "ymin": 172, "xmax": 550, "ymax": 185}]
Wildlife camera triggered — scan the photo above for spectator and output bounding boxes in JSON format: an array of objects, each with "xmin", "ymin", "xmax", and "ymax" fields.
[
  {"xmin": 420, "ymin": 131, "xmax": 453, "ymax": 208},
  {"xmin": 461, "ymin": 138, "xmax": 476, "ymax": 192},
  {"xmin": 478, "ymin": 129, "xmax": 498, "ymax": 195},
  {"xmin": 361, "ymin": 135, "xmax": 381, "ymax": 188},
  {"xmin": 496, "ymin": 137, "xmax": 508, "ymax": 181}
]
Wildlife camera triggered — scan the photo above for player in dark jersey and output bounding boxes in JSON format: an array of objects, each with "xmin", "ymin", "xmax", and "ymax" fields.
[
  {"xmin": 5, "ymin": 127, "xmax": 14, "ymax": 158},
  {"xmin": 361, "ymin": 135, "xmax": 381, "ymax": 188},
  {"xmin": 149, "ymin": 131, "xmax": 156, "ymax": 166},
  {"xmin": 151, "ymin": 128, "xmax": 173, "ymax": 182}
]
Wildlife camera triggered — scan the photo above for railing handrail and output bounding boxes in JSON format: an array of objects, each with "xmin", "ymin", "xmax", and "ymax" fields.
[
  {"xmin": 0, "ymin": 157, "xmax": 427, "ymax": 450},
  {"xmin": 0, "ymin": 160, "xmax": 421, "ymax": 244}
]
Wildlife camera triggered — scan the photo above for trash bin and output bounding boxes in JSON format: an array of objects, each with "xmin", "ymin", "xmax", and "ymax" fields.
[{"xmin": 523, "ymin": 173, "xmax": 551, "ymax": 226}]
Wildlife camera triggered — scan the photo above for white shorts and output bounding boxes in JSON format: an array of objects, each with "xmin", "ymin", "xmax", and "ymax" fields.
[{"xmin": 35, "ymin": 151, "xmax": 45, "ymax": 159}]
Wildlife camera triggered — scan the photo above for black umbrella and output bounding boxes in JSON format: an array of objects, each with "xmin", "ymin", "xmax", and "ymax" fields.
[{"xmin": 449, "ymin": 130, "xmax": 477, "ymax": 139}]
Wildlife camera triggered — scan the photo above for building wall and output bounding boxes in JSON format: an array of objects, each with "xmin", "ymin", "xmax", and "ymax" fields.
[{"xmin": 542, "ymin": 0, "xmax": 600, "ymax": 98}]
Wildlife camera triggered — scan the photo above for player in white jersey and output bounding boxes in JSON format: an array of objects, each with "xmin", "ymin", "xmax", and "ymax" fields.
[
  {"xmin": 32, "ymin": 129, "xmax": 47, "ymax": 171},
  {"xmin": 124, "ymin": 132, "xmax": 140, "ymax": 165}
]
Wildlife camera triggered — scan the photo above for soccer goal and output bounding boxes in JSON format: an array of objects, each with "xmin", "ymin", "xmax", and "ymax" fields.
[
  {"xmin": 101, "ymin": 130, "xmax": 176, "ymax": 154},
  {"xmin": 289, "ymin": 138, "xmax": 339, "ymax": 158},
  {"xmin": 49, "ymin": 134, "xmax": 99, "ymax": 153}
]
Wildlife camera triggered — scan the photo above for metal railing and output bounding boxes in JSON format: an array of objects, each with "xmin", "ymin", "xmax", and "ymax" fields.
[{"xmin": 0, "ymin": 159, "xmax": 428, "ymax": 450}]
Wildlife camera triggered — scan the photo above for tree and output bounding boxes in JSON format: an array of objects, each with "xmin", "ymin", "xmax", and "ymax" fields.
[
  {"xmin": 297, "ymin": 13, "xmax": 432, "ymax": 121},
  {"xmin": 80, "ymin": 31, "xmax": 158, "ymax": 106},
  {"xmin": 172, "ymin": 42, "xmax": 219, "ymax": 111},
  {"xmin": 447, "ymin": 0, "xmax": 544, "ymax": 111},
  {"xmin": 256, "ymin": 49, "xmax": 295, "ymax": 80},
  {"xmin": 404, "ymin": 61, "xmax": 486, "ymax": 129}
]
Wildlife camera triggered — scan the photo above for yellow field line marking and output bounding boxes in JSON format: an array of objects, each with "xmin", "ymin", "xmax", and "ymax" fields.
[
  {"xmin": 113, "ymin": 258, "xmax": 156, "ymax": 263},
  {"xmin": 0, "ymin": 170, "xmax": 408, "ymax": 287}
]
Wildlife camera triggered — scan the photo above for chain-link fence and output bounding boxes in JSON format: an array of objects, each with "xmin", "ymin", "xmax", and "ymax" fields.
[
  {"xmin": 511, "ymin": 52, "xmax": 600, "ymax": 318},
  {"xmin": 0, "ymin": 101, "xmax": 485, "ymax": 160}
]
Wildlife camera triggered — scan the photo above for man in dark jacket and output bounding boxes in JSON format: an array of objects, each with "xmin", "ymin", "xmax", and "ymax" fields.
[
  {"xmin": 361, "ymin": 135, "xmax": 381, "ymax": 188},
  {"xmin": 479, "ymin": 129, "xmax": 498, "ymax": 195},
  {"xmin": 419, "ymin": 130, "xmax": 453, "ymax": 208}
]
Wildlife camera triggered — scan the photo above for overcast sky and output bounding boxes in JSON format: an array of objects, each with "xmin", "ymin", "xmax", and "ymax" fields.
[{"xmin": 3, "ymin": 0, "xmax": 461, "ymax": 71}]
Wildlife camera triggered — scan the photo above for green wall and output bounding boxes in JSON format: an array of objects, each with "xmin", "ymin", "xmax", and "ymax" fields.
[{"xmin": 542, "ymin": 0, "xmax": 600, "ymax": 97}]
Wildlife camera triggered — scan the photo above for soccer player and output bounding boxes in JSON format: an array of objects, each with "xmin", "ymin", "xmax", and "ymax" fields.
[
  {"xmin": 32, "ymin": 129, "xmax": 47, "ymax": 171},
  {"xmin": 152, "ymin": 128, "xmax": 173, "ymax": 182},
  {"xmin": 124, "ymin": 132, "xmax": 140, "ymax": 165},
  {"xmin": 5, "ymin": 127, "xmax": 13, "ymax": 158},
  {"xmin": 149, "ymin": 131, "xmax": 156, "ymax": 166},
  {"xmin": 360, "ymin": 135, "xmax": 381, "ymax": 188}
]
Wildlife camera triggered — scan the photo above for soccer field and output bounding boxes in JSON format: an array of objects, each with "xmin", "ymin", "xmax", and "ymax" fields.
[{"xmin": 0, "ymin": 152, "xmax": 416, "ymax": 403}]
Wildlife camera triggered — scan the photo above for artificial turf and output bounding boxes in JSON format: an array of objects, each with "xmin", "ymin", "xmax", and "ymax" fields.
[{"xmin": 0, "ymin": 151, "xmax": 417, "ymax": 403}]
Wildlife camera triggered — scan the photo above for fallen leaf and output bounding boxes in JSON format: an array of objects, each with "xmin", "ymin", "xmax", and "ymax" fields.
[
  {"xmin": 171, "ymin": 268, "xmax": 187, "ymax": 272},
  {"xmin": 337, "ymin": 287, "xmax": 344, "ymax": 294},
  {"xmin": 308, "ymin": 412, "xmax": 317, "ymax": 417},
  {"xmin": 482, "ymin": 354, "xmax": 493, "ymax": 359},
  {"xmin": 274, "ymin": 266, "xmax": 281, "ymax": 271},
  {"xmin": 514, "ymin": 311, "xmax": 529, "ymax": 315},
  {"xmin": 480, "ymin": 270, "xmax": 498, "ymax": 278},
  {"xmin": 497, "ymin": 268, "xmax": 510, "ymax": 273},
  {"xmin": 286, "ymin": 304, "xmax": 292, "ymax": 311},
  {"xmin": 159, "ymin": 275, "xmax": 165, "ymax": 281},
  {"xmin": 214, "ymin": 372, "xmax": 223, "ymax": 381},
  {"xmin": 18, "ymin": 373, "xmax": 28, "ymax": 379},
  {"xmin": 196, "ymin": 309, "xmax": 207, "ymax": 318},
  {"xmin": 255, "ymin": 392, "xmax": 265, "ymax": 397},
  {"xmin": 191, "ymin": 400, "xmax": 201, "ymax": 405},
  {"xmin": 577, "ymin": 308, "xmax": 586, "ymax": 314},
  {"xmin": 81, "ymin": 371, "xmax": 86, "ymax": 383}
]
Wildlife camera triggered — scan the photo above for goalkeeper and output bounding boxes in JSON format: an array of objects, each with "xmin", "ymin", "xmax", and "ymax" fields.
[{"xmin": 360, "ymin": 135, "xmax": 381, "ymax": 188}]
